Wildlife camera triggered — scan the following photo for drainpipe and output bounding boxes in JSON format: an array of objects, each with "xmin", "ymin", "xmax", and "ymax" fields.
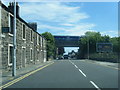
[{"xmin": 12, "ymin": 0, "xmax": 16, "ymax": 76}]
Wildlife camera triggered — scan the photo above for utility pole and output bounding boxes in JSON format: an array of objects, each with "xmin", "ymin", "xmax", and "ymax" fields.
[
  {"xmin": 12, "ymin": 0, "xmax": 16, "ymax": 76},
  {"xmin": 87, "ymin": 36, "xmax": 89, "ymax": 60}
]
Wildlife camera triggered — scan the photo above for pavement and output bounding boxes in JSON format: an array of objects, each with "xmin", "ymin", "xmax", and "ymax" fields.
[
  {"xmin": 1, "ymin": 61, "xmax": 54, "ymax": 86},
  {"xmin": 0, "ymin": 59, "xmax": 118, "ymax": 89},
  {"xmin": 83, "ymin": 59, "xmax": 119, "ymax": 70}
]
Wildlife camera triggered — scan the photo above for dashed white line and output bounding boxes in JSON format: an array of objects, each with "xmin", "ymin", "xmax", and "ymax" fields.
[
  {"xmin": 69, "ymin": 61, "xmax": 87, "ymax": 77},
  {"xmin": 78, "ymin": 69, "xmax": 86, "ymax": 77},
  {"xmin": 69, "ymin": 61, "xmax": 101, "ymax": 90},
  {"xmin": 71, "ymin": 62, "xmax": 75, "ymax": 65},
  {"xmin": 70, "ymin": 61, "xmax": 75, "ymax": 65},
  {"xmin": 90, "ymin": 81, "xmax": 101, "ymax": 90},
  {"xmin": 74, "ymin": 65, "xmax": 78, "ymax": 68}
]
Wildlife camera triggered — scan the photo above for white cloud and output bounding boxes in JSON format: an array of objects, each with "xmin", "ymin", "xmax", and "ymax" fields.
[
  {"xmin": 19, "ymin": 2, "xmax": 95, "ymax": 36},
  {"xmin": 38, "ymin": 24, "xmax": 67, "ymax": 31},
  {"xmin": 38, "ymin": 23, "xmax": 96, "ymax": 36},
  {"xmin": 60, "ymin": 23, "xmax": 75, "ymax": 26},
  {"xmin": 101, "ymin": 30, "xmax": 118, "ymax": 37},
  {"xmin": 63, "ymin": 24, "xmax": 96, "ymax": 36},
  {"xmin": 20, "ymin": 2, "xmax": 89, "ymax": 23},
  {"xmin": 3, "ymin": 0, "xmax": 119, "ymax": 2}
]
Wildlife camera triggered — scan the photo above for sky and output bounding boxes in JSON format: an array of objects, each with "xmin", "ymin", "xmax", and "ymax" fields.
[
  {"xmin": 19, "ymin": 2, "xmax": 118, "ymax": 37},
  {"xmin": 2, "ymin": 1, "xmax": 118, "ymax": 54}
]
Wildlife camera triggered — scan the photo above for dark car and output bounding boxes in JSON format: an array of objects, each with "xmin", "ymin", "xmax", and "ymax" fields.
[
  {"xmin": 63, "ymin": 55, "xmax": 68, "ymax": 59},
  {"xmin": 57, "ymin": 56, "xmax": 64, "ymax": 60}
]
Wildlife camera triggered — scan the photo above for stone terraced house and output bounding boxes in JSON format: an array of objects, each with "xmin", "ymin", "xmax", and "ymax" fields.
[{"xmin": 0, "ymin": 2, "xmax": 47, "ymax": 71}]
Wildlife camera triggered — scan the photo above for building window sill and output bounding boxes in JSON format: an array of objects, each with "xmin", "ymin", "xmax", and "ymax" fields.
[
  {"xmin": 8, "ymin": 33, "xmax": 13, "ymax": 37},
  {"xmin": 8, "ymin": 63, "xmax": 12, "ymax": 66},
  {"xmin": 22, "ymin": 38, "xmax": 26, "ymax": 41}
]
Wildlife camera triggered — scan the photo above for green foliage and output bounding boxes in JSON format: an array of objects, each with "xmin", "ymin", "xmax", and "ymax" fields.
[
  {"xmin": 89, "ymin": 53, "xmax": 118, "ymax": 63},
  {"xmin": 78, "ymin": 31, "xmax": 119, "ymax": 62},
  {"xmin": 110, "ymin": 37, "xmax": 119, "ymax": 52},
  {"xmin": 79, "ymin": 31, "xmax": 104, "ymax": 58},
  {"xmin": 42, "ymin": 32, "xmax": 56, "ymax": 60},
  {"xmin": 58, "ymin": 47, "xmax": 65, "ymax": 55}
]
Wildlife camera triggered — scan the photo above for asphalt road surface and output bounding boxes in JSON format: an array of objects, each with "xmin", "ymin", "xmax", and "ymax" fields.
[{"xmin": 6, "ymin": 60, "xmax": 118, "ymax": 89}]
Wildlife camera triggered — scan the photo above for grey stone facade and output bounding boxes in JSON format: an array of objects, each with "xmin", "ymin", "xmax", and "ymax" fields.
[
  {"xmin": 0, "ymin": 2, "xmax": 2, "ymax": 86},
  {"xmin": 0, "ymin": 2, "xmax": 47, "ymax": 71}
]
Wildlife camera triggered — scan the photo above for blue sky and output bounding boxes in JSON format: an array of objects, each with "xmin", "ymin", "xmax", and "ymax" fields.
[
  {"xmin": 2, "ymin": 1, "xmax": 118, "ymax": 54},
  {"xmin": 19, "ymin": 2, "xmax": 118, "ymax": 37}
]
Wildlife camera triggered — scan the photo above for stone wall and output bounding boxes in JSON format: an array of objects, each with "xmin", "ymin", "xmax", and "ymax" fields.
[
  {"xmin": 0, "ymin": 2, "xmax": 2, "ymax": 86},
  {"xmin": 1, "ymin": 3, "xmax": 46, "ymax": 71}
]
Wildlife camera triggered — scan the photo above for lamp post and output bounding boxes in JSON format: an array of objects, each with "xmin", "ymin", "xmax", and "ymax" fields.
[{"xmin": 12, "ymin": 0, "xmax": 16, "ymax": 76}]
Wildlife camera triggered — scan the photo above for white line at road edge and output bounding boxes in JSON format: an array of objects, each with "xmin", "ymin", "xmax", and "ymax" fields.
[
  {"xmin": 90, "ymin": 81, "xmax": 101, "ymax": 90},
  {"xmin": 78, "ymin": 69, "xmax": 86, "ymax": 77}
]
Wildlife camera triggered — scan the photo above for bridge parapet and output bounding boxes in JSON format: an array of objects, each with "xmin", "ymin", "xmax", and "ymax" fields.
[{"xmin": 54, "ymin": 36, "xmax": 81, "ymax": 47}]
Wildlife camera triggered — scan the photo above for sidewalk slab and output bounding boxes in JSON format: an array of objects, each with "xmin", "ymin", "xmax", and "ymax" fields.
[{"xmin": 83, "ymin": 59, "xmax": 119, "ymax": 69}]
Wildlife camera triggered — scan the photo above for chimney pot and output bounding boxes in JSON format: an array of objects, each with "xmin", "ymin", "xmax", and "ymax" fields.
[
  {"xmin": 8, "ymin": 2, "xmax": 20, "ymax": 17},
  {"xmin": 16, "ymin": 2, "xmax": 18, "ymax": 6}
]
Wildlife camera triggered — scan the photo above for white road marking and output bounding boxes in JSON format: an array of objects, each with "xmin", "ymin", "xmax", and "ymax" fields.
[
  {"xmin": 69, "ymin": 61, "xmax": 87, "ymax": 77},
  {"xmin": 70, "ymin": 61, "xmax": 75, "ymax": 65},
  {"xmin": 78, "ymin": 69, "xmax": 86, "ymax": 77},
  {"xmin": 69, "ymin": 61, "xmax": 101, "ymax": 90},
  {"xmin": 72, "ymin": 63, "xmax": 75, "ymax": 65},
  {"xmin": 74, "ymin": 65, "xmax": 78, "ymax": 68},
  {"xmin": 90, "ymin": 81, "xmax": 101, "ymax": 90}
]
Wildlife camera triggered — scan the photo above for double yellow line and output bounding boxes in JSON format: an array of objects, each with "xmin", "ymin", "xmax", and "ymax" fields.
[{"xmin": 0, "ymin": 62, "xmax": 54, "ymax": 89}]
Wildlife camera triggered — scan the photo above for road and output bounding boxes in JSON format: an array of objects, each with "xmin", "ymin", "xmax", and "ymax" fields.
[{"xmin": 4, "ymin": 60, "xmax": 118, "ymax": 89}]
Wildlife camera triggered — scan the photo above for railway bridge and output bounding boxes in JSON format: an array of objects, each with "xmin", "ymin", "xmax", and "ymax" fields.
[{"xmin": 54, "ymin": 36, "xmax": 82, "ymax": 56}]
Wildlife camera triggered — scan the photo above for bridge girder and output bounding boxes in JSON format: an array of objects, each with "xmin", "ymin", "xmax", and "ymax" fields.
[{"xmin": 54, "ymin": 36, "xmax": 81, "ymax": 47}]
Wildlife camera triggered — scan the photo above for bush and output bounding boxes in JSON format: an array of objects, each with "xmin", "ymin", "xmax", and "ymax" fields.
[{"xmin": 89, "ymin": 52, "xmax": 118, "ymax": 63}]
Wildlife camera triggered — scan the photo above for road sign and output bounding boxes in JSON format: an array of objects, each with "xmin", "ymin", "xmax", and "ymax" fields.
[{"xmin": 96, "ymin": 43, "xmax": 113, "ymax": 52}]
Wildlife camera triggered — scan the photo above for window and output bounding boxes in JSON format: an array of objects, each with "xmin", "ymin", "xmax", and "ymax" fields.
[
  {"xmin": 9, "ymin": 15, "xmax": 14, "ymax": 34},
  {"xmin": 30, "ymin": 48, "xmax": 33, "ymax": 61},
  {"xmin": 37, "ymin": 49, "xmax": 39, "ymax": 61},
  {"xmin": 30, "ymin": 30, "xmax": 32, "ymax": 42},
  {"xmin": 40, "ymin": 37, "xmax": 42, "ymax": 47},
  {"xmin": 37, "ymin": 34, "xmax": 39, "ymax": 45},
  {"xmin": 22, "ymin": 24, "xmax": 26, "ymax": 39},
  {"xmin": 39, "ymin": 37, "xmax": 41, "ymax": 45},
  {"xmin": 8, "ymin": 44, "xmax": 13, "ymax": 66}
]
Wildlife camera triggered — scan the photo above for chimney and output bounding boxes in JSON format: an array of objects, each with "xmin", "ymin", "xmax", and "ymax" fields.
[
  {"xmin": 8, "ymin": 2, "xmax": 20, "ymax": 17},
  {"xmin": 28, "ymin": 23, "xmax": 37, "ymax": 32}
]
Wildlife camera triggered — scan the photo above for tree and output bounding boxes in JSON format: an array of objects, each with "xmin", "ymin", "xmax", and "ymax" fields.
[
  {"xmin": 58, "ymin": 47, "xmax": 65, "ymax": 55},
  {"xmin": 78, "ymin": 31, "xmax": 103, "ymax": 58},
  {"xmin": 110, "ymin": 37, "xmax": 119, "ymax": 52},
  {"xmin": 78, "ymin": 31, "xmax": 112, "ymax": 58},
  {"xmin": 42, "ymin": 32, "xmax": 56, "ymax": 60}
]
